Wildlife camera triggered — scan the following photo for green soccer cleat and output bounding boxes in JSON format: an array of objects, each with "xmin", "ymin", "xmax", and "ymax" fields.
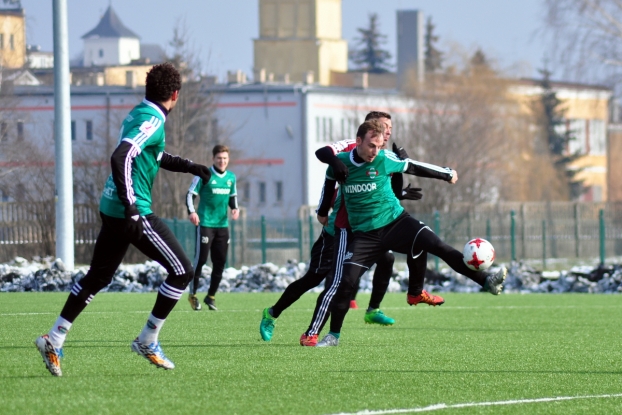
[
  {"xmin": 364, "ymin": 309, "xmax": 395, "ymax": 326},
  {"xmin": 260, "ymin": 308, "xmax": 277, "ymax": 341}
]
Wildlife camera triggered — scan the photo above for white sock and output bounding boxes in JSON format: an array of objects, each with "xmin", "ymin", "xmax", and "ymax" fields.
[
  {"xmin": 47, "ymin": 316, "xmax": 72, "ymax": 349},
  {"xmin": 138, "ymin": 314, "xmax": 165, "ymax": 345}
]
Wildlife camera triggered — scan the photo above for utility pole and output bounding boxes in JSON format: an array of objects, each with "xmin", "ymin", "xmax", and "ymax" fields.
[{"xmin": 53, "ymin": 0, "xmax": 74, "ymax": 270}]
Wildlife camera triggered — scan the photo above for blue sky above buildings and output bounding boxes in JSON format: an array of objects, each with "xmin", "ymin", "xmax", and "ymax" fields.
[{"xmin": 22, "ymin": 0, "xmax": 548, "ymax": 80}]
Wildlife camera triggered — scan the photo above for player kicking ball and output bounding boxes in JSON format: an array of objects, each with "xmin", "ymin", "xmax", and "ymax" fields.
[
  {"xmin": 34, "ymin": 63, "xmax": 212, "ymax": 375},
  {"xmin": 315, "ymin": 119, "xmax": 507, "ymax": 347}
]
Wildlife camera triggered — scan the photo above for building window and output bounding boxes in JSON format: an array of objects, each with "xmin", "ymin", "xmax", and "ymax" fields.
[
  {"xmin": 322, "ymin": 118, "xmax": 327, "ymax": 142},
  {"xmin": 211, "ymin": 118, "xmax": 219, "ymax": 143},
  {"xmin": 0, "ymin": 189, "xmax": 8, "ymax": 202},
  {"xmin": 99, "ymin": 49, "xmax": 104, "ymax": 58},
  {"xmin": 259, "ymin": 182, "xmax": 266, "ymax": 204},
  {"xmin": 9, "ymin": 34, "xmax": 14, "ymax": 50},
  {"xmin": 0, "ymin": 34, "xmax": 4, "ymax": 50},
  {"xmin": 243, "ymin": 182, "xmax": 250, "ymax": 201},
  {"xmin": 71, "ymin": 120, "xmax": 76, "ymax": 141},
  {"xmin": 86, "ymin": 120, "xmax": 93, "ymax": 141},
  {"xmin": 16, "ymin": 121, "xmax": 23, "ymax": 141},
  {"xmin": 0, "ymin": 122, "xmax": 7, "ymax": 142},
  {"xmin": 316, "ymin": 117, "xmax": 320, "ymax": 142},
  {"xmin": 275, "ymin": 181, "xmax": 283, "ymax": 202}
]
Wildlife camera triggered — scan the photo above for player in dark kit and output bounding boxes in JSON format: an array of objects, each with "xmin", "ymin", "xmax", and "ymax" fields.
[
  {"xmin": 186, "ymin": 144, "xmax": 239, "ymax": 311},
  {"xmin": 315, "ymin": 120, "xmax": 507, "ymax": 347},
  {"xmin": 34, "ymin": 63, "xmax": 212, "ymax": 376}
]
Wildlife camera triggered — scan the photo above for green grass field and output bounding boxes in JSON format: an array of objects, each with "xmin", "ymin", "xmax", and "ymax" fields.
[{"xmin": 1, "ymin": 292, "xmax": 622, "ymax": 415}]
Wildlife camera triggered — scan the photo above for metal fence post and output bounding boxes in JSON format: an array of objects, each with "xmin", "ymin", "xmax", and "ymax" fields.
[
  {"xmin": 298, "ymin": 218, "xmax": 303, "ymax": 262},
  {"xmin": 230, "ymin": 219, "xmax": 236, "ymax": 268},
  {"xmin": 542, "ymin": 220, "xmax": 546, "ymax": 270},
  {"xmin": 434, "ymin": 211, "xmax": 440, "ymax": 272},
  {"xmin": 486, "ymin": 218, "xmax": 491, "ymax": 243},
  {"xmin": 574, "ymin": 203, "xmax": 580, "ymax": 258},
  {"xmin": 308, "ymin": 215, "xmax": 314, "ymax": 250},
  {"xmin": 261, "ymin": 215, "xmax": 267, "ymax": 264},
  {"xmin": 510, "ymin": 210, "xmax": 516, "ymax": 262},
  {"xmin": 599, "ymin": 209, "xmax": 605, "ymax": 266}
]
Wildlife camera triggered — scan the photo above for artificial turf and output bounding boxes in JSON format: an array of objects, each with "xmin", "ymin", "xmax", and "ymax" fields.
[{"xmin": 1, "ymin": 292, "xmax": 621, "ymax": 414}]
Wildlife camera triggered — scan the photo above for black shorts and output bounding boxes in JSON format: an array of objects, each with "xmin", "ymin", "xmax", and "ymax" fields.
[
  {"xmin": 345, "ymin": 211, "xmax": 430, "ymax": 269},
  {"xmin": 308, "ymin": 228, "xmax": 334, "ymax": 274}
]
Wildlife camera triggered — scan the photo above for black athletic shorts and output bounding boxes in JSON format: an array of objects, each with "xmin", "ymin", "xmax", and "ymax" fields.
[{"xmin": 308, "ymin": 228, "xmax": 335, "ymax": 274}]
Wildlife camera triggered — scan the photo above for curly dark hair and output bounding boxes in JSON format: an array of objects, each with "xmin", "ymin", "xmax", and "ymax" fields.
[
  {"xmin": 364, "ymin": 111, "xmax": 391, "ymax": 121},
  {"xmin": 145, "ymin": 62, "xmax": 182, "ymax": 103}
]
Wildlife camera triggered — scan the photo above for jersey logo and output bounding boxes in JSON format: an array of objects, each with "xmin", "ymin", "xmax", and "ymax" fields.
[
  {"xmin": 212, "ymin": 188, "xmax": 231, "ymax": 195},
  {"xmin": 157, "ymin": 152, "xmax": 163, "ymax": 161},
  {"xmin": 227, "ymin": 180, "xmax": 232, "ymax": 187},
  {"xmin": 211, "ymin": 180, "xmax": 217, "ymax": 184},
  {"xmin": 344, "ymin": 183, "xmax": 377, "ymax": 193},
  {"xmin": 201, "ymin": 236, "xmax": 209, "ymax": 244},
  {"xmin": 139, "ymin": 120, "xmax": 156, "ymax": 135},
  {"xmin": 344, "ymin": 251, "xmax": 353, "ymax": 260},
  {"xmin": 366, "ymin": 168, "xmax": 378, "ymax": 179}
]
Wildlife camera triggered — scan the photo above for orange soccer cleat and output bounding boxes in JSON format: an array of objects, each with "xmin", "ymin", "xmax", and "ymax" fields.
[{"xmin": 407, "ymin": 290, "xmax": 445, "ymax": 307}]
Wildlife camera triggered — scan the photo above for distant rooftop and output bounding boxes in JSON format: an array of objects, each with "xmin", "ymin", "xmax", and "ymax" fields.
[{"xmin": 81, "ymin": 6, "xmax": 139, "ymax": 39}]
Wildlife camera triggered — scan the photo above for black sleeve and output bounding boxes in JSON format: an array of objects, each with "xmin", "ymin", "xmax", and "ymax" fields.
[
  {"xmin": 315, "ymin": 146, "xmax": 338, "ymax": 164},
  {"xmin": 316, "ymin": 179, "xmax": 337, "ymax": 217},
  {"xmin": 404, "ymin": 160, "xmax": 453, "ymax": 181},
  {"xmin": 110, "ymin": 141, "xmax": 139, "ymax": 209},
  {"xmin": 229, "ymin": 195, "xmax": 238, "ymax": 210},
  {"xmin": 186, "ymin": 191, "xmax": 197, "ymax": 215},
  {"xmin": 160, "ymin": 152, "xmax": 193, "ymax": 173},
  {"xmin": 391, "ymin": 173, "xmax": 403, "ymax": 199}
]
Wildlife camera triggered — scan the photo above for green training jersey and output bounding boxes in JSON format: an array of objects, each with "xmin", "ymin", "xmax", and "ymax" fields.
[
  {"xmin": 188, "ymin": 167, "xmax": 237, "ymax": 228},
  {"xmin": 100, "ymin": 99, "xmax": 167, "ymax": 218},
  {"xmin": 326, "ymin": 149, "xmax": 407, "ymax": 233}
]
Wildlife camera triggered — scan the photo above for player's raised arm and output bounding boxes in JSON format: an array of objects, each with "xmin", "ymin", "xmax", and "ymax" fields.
[
  {"xmin": 388, "ymin": 142, "xmax": 456, "ymax": 183},
  {"xmin": 315, "ymin": 138, "xmax": 356, "ymax": 182},
  {"xmin": 160, "ymin": 152, "xmax": 212, "ymax": 182}
]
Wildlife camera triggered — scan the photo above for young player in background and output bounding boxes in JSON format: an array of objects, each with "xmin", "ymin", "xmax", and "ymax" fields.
[{"xmin": 186, "ymin": 145, "xmax": 239, "ymax": 311}]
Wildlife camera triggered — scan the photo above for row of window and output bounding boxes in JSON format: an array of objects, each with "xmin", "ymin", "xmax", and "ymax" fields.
[
  {"xmin": 0, "ymin": 121, "xmax": 24, "ymax": 142},
  {"xmin": 316, "ymin": 117, "xmax": 360, "ymax": 142},
  {"xmin": 71, "ymin": 120, "xmax": 94, "ymax": 141},
  {"xmin": 0, "ymin": 33, "xmax": 16, "ymax": 51},
  {"xmin": 240, "ymin": 181, "xmax": 283, "ymax": 204}
]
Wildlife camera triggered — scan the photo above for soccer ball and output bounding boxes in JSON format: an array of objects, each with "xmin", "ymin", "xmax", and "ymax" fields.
[{"xmin": 463, "ymin": 238, "xmax": 495, "ymax": 271}]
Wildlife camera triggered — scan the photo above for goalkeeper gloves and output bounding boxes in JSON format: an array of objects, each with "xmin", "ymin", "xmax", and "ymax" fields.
[
  {"xmin": 329, "ymin": 155, "xmax": 349, "ymax": 182},
  {"xmin": 392, "ymin": 142, "xmax": 409, "ymax": 160},
  {"xmin": 399, "ymin": 184, "xmax": 423, "ymax": 200}
]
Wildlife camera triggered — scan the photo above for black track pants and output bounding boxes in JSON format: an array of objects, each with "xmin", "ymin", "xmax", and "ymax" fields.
[
  {"xmin": 191, "ymin": 226, "xmax": 229, "ymax": 296},
  {"xmin": 61, "ymin": 212, "xmax": 194, "ymax": 322}
]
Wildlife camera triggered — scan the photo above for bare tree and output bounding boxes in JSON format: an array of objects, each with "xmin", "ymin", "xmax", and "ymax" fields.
[
  {"xmin": 151, "ymin": 20, "xmax": 222, "ymax": 219},
  {"xmin": 398, "ymin": 52, "xmax": 568, "ymax": 213},
  {"xmin": 542, "ymin": 0, "xmax": 622, "ymax": 88}
]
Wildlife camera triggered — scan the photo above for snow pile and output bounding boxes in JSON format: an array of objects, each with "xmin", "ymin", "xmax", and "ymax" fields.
[{"xmin": 1, "ymin": 256, "xmax": 621, "ymax": 294}]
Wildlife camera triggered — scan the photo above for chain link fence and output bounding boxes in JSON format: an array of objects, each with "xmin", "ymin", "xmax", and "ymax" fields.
[{"xmin": 1, "ymin": 201, "xmax": 622, "ymax": 266}]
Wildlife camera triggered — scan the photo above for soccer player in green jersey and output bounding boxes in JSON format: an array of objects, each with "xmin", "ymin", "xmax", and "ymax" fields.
[
  {"xmin": 35, "ymin": 63, "xmax": 212, "ymax": 376},
  {"xmin": 316, "ymin": 119, "xmax": 507, "ymax": 347},
  {"xmin": 186, "ymin": 144, "xmax": 239, "ymax": 310}
]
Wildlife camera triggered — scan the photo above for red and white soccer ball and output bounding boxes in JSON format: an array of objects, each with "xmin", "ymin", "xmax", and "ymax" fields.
[{"xmin": 463, "ymin": 238, "xmax": 495, "ymax": 271}]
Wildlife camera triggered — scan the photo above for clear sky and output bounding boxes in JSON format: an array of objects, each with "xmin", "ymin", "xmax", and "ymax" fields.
[{"xmin": 22, "ymin": 0, "xmax": 549, "ymax": 81}]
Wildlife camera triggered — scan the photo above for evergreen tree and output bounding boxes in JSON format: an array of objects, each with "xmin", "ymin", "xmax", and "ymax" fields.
[
  {"xmin": 349, "ymin": 13, "xmax": 392, "ymax": 73},
  {"xmin": 538, "ymin": 68, "xmax": 584, "ymax": 199},
  {"xmin": 424, "ymin": 16, "xmax": 442, "ymax": 73},
  {"xmin": 471, "ymin": 49, "xmax": 489, "ymax": 68}
]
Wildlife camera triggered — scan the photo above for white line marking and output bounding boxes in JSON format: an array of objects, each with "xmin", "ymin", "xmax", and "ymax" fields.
[{"xmin": 324, "ymin": 393, "xmax": 622, "ymax": 415}]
